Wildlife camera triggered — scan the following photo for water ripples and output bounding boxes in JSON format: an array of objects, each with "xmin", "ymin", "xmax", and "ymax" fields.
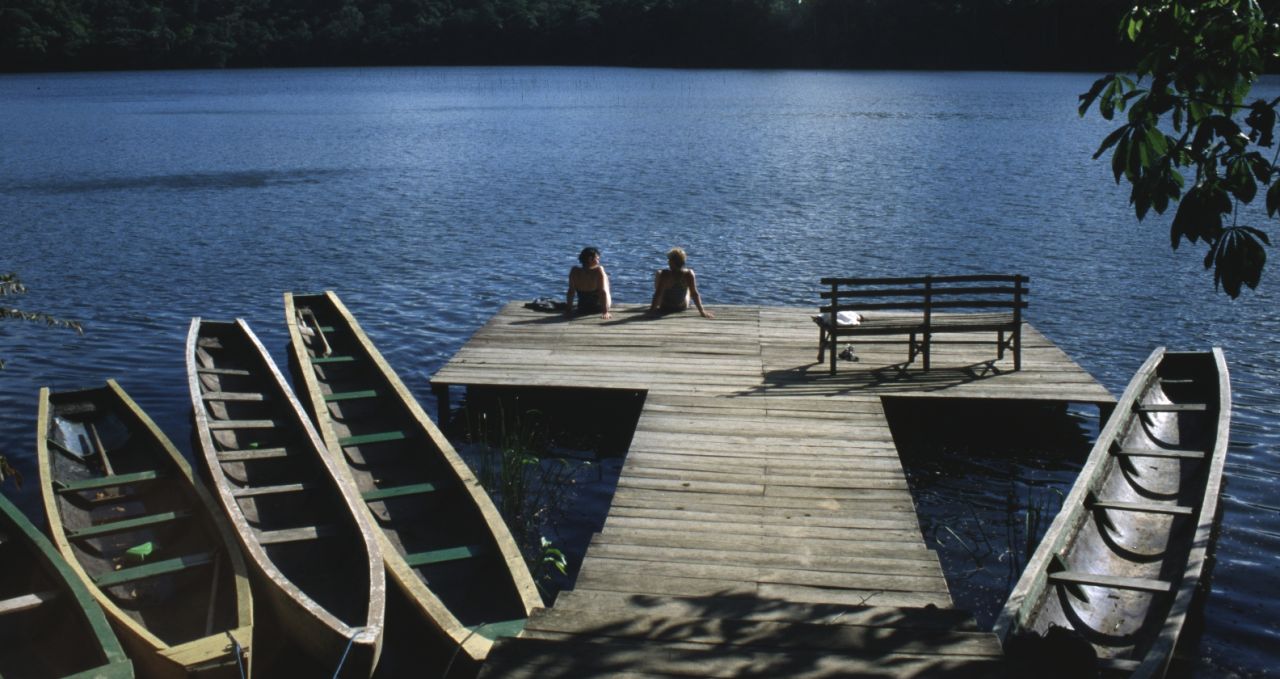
[{"xmin": 0, "ymin": 67, "xmax": 1276, "ymax": 675}]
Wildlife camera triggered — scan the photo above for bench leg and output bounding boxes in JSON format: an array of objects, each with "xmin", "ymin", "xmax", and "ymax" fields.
[
  {"xmin": 998, "ymin": 331, "xmax": 1006, "ymax": 360},
  {"xmin": 818, "ymin": 326, "xmax": 827, "ymax": 363},
  {"xmin": 1014, "ymin": 327, "xmax": 1022, "ymax": 371}
]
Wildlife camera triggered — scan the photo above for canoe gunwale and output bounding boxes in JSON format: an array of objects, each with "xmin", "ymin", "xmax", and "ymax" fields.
[
  {"xmin": 36, "ymin": 380, "xmax": 253, "ymax": 675},
  {"xmin": 185, "ymin": 316, "xmax": 386, "ymax": 670},
  {"xmin": 284, "ymin": 290, "xmax": 541, "ymax": 662},
  {"xmin": 0, "ymin": 490, "xmax": 134, "ymax": 678}
]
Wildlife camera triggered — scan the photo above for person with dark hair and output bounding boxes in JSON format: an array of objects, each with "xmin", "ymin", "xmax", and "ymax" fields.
[
  {"xmin": 650, "ymin": 247, "xmax": 713, "ymax": 318},
  {"xmin": 566, "ymin": 247, "xmax": 612, "ymax": 319}
]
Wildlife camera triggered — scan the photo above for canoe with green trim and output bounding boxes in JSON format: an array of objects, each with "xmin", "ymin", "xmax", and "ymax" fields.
[
  {"xmin": 0, "ymin": 490, "xmax": 134, "ymax": 678},
  {"xmin": 38, "ymin": 380, "xmax": 253, "ymax": 678},
  {"xmin": 284, "ymin": 291, "xmax": 541, "ymax": 665},
  {"xmin": 996, "ymin": 348, "xmax": 1231, "ymax": 678},
  {"xmin": 187, "ymin": 318, "xmax": 385, "ymax": 677}
]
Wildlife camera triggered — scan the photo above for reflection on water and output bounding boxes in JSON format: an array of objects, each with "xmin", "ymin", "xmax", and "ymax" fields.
[{"xmin": 886, "ymin": 399, "xmax": 1094, "ymax": 629}]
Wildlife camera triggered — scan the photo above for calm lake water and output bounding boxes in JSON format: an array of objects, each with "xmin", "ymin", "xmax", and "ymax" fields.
[{"xmin": 1, "ymin": 67, "xmax": 1276, "ymax": 676}]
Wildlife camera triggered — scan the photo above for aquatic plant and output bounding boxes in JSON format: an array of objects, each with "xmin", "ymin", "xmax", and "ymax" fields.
[
  {"xmin": 460, "ymin": 405, "xmax": 591, "ymax": 599},
  {"xmin": 0, "ymin": 272, "xmax": 81, "ymax": 486}
]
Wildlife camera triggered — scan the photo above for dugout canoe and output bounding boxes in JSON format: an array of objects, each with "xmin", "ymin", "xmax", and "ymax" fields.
[
  {"xmin": 996, "ymin": 348, "xmax": 1231, "ymax": 677},
  {"xmin": 0, "ymin": 490, "xmax": 134, "ymax": 678},
  {"xmin": 186, "ymin": 318, "xmax": 384, "ymax": 677},
  {"xmin": 284, "ymin": 291, "xmax": 541, "ymax": 664},
  {"xmin": 38, "ymin": 381, "xmax": 252, "ymax": 678}
]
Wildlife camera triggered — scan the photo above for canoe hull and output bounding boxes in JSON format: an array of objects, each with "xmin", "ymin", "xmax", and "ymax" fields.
[
  {"xmin": 0, "ymin": 492, "xmax": 134, "ymax": 678},
  {"xmin": 284, "ymin": 291, "xmax": 541, "ymax": 664},
  {"xmin": 37, "ymin": 381, "xmax": 253, "ymax": 678},
  {"xmin": 997, "ymin": 348, "xmax": 1230, "ymax": 677},
  {"xmin": 187, "ymin": 318, "xmax": 384, "ymax": 677}
]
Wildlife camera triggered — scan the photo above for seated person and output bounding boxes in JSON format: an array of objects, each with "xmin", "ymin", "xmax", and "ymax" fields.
[
  {"xmin": 650, "ymin": 247, "xmax": 713, "ymax": 318},
  {"xmin": 566, "ymin": 246, "xmax": 612, "ymax": 319}
]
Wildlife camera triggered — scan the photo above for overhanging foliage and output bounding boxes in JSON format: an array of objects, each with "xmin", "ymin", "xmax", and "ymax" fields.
[{"xmin": 1081, "ymin": 0, "xmax": 1276, "ymax": 297}]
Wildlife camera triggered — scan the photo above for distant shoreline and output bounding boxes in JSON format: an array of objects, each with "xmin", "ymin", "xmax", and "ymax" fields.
[{"xmin": 2, "ymin": 0, "xmax": 1130, "ymax": 75}]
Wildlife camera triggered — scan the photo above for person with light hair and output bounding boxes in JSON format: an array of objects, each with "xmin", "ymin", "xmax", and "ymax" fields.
[{"xmin": 650, "ymin": 247, "xmax": 713, "ymax": 318}]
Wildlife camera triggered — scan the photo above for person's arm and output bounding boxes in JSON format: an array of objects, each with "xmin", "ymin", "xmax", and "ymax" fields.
[
  {"xmin": 600, "ymin": 267, "xmax": 613, "ymax": 319},
  {"xmin": 565, "ymin": 268, "xmax": 576, "ymax": 317},
  {"xmin": 650, "ymin": 270, "xmax": 665, "ymax": 311},
  {"xmin": 687, "ymin": 270, "xmax": 713, "ymax": 319}
]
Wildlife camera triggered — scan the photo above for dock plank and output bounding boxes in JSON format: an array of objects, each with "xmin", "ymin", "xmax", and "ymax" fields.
[{"xmin": 433, "ymin": 302, "xmax": 1113, "ymax": 676}]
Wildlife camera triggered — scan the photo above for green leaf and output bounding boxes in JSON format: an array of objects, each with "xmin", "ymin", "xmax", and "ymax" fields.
[
  {"xmin": 1113, "ymin": 134, "xmax": 1130, "ymax": 183},
  {"xmin": 1266, "ymin": 180, "xmax": 1280, "ymax": 217},
  {"xmin": 1094, "ymin": 125, "xmax": 1129, "ymax": 160},
  {"xmin": 1206, "ymin": 226, "xmax": 1270, "ymax": 297},
  {"xmin": 1079, "ymin": 75, "xmax": 1115, "ymax": 117},
  {"xmin": 126, "ymin": 541, "xmax": 154, "ymax": 561},
  {"xmin": 1144, "ymin": 127, "xmax": 1169, "ymax": 156}
]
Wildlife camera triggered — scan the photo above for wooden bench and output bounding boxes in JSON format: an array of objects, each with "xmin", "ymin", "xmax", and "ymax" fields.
[{"xmin": 816, "ymin": 274, "xmax": 1028, "ymax": 375}]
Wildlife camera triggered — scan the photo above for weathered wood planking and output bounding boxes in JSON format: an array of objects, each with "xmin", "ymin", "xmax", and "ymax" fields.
[{"xmin": 435, "ymin": 303, "xmax": 1113, "ymax": 677}]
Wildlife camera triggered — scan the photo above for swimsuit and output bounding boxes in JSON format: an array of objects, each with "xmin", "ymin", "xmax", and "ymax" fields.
[
  {"xmin": 659, "ymin": 272, "xmax": 690, "ymax": 311},
  {"xmin": 576, "ymin": 288, "xmax": 603, "ymax": 314}
]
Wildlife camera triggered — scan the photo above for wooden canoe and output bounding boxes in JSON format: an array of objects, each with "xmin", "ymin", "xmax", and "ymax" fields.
[
  {"xmin": 186, "ymin": 318, "xmax": 385, "ymax": 677},
  {"xmin": 996, "ymin": 348, "xmax": 1231, "ymax": 677},
  {"xmin": 0, "ymin": 490, "xmax": 134, "ymax": 678},
  {"xmin": 284, "ymin": 291, "xmax": 541, "ymax": 664},
  {"xmin": 38, "ymin": 380, "xmax": 252, "ymax": 678}
]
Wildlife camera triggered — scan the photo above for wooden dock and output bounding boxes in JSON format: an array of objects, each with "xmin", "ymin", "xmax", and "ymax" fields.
[{"xmin": 430, "ymin": 303, "xmax": 1114, "ymax": 677}]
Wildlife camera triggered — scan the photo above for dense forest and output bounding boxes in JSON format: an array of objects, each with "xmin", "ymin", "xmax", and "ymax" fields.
[{"xmin": 1, "ymin": 0, "xmax": 1130, "ymax": 72}]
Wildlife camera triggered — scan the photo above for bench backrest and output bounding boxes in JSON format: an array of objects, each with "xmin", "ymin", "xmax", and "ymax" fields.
[{"xmin": 819, "ymin": 274, "xmax": 1028, "ymax": 318}]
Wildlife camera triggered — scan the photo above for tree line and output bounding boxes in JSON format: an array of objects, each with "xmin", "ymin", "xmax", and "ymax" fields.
[{"xmin": 1, "ymin": 0, "xmax": 1131, "ymax": 73}]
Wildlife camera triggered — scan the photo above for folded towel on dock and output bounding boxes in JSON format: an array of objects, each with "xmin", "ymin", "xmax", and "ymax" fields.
[{"xmin": 836, "ymin": 311, "xmax": 862, "ymax": 326}]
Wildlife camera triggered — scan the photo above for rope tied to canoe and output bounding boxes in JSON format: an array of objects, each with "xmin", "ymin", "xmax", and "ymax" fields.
[
  {"xmin": 331, "ymin": 627, "xmax": 366, "ymax": 679},
  {"xmin": 225, "ymin": 631, "xmax": 246, "ymax": 679},
  {"xmin": 441, "ymin": 622, "xmax": 486, "ymax": 678}
]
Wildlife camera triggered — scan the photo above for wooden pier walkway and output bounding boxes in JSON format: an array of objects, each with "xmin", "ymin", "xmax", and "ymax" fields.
[{"xmin": 430, "ymin": 303, "xmax": 1114, "ymax": 677}]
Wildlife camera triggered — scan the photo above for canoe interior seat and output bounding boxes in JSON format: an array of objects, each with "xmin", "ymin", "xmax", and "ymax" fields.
[
  {"xmin": 1048, "ymin": 571, "xmax": 1174, "ymax": 601},
  {"xmin": 1111, "ymin": 446, "xmax": 1206, "ymax": 460},
  {"xmin": 69, "ymin": 510, "xmax": 192, "ymax": 539},
  {"xmin": 1097, "ymin": 658, "xmax": 1141, "ymax": 673},
  {"xmin": 217, "ymin": 447, "xmax": 290, "ymax": 462},
  {"xmin": 339, "ymin": 431, "xmax": 407, "ymax": 447},
  {"xmin": 256, "ymin": 524, "xmax": 340, "ymax": 545},
  {"xmin": 197, "ymin": 367, "xmax": 251, "ymax": 376},
  {"xmin": 311, "ymin": 355, "xmax": 357, "ymax": 365},
  {"xmin": 196, "ymin": 338, "xmax": 224, "ymax": 349},
  {"xmin": 201, "ymin": 391, "xmax": 267, "ymax": 402},
  {"xmin": 362, "ymin": 482, "xmax": 438, "ymax": 502},
  {"xmin": 1089, "ymin": 499, "xmax": 1195, "ymax": 516},
  {"xmin": 231, "ymin": 481, "xmax": 317, "ymax": 498},
  {"xmin": 56, "ymin": 470, "xmax": 163, "ymax": 494},
  {"xmin": 324, "ymin": 390, "xmax": 378, "ymax": 402},
  {"xmin": 469, "ymin": 618, "xmax": 528, "ymax": 640},
  {"xmin": 208, "ymin": 419, "xmax": 277, "ymax": 430},
  {"xmin": 404, "ymin": 543, "xmax": 488, "ymax": 568},
  {"xmin": 0, "ymin": 590, "xmax": 58, "ymax": 616},
  {"xmin": 1135, "ymin": 403, "xmax": 1209, "ymax": 413},
  {"xmin": 95, "ymin": 551, "xmax": 214, "ymax": 588}
]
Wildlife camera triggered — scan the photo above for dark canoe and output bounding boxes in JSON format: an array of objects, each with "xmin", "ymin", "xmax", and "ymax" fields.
[
  {"xmin": 996, "ymin": 348, "xmax": 1231, "ymax": 678},
  {"xmin": 38, "ymin": 380, "xmax": 252, "ymax": 678},
  {"xmin": 284, "ymin": 291, "xmax": 541, "ymax": 663},
  {"xmin": 0, "ymin": 491, "xmax": 133, "ymax": 678},
  {"xmin": 186, "ymin": 318, "xmax": 385, "ymax": 677}
]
